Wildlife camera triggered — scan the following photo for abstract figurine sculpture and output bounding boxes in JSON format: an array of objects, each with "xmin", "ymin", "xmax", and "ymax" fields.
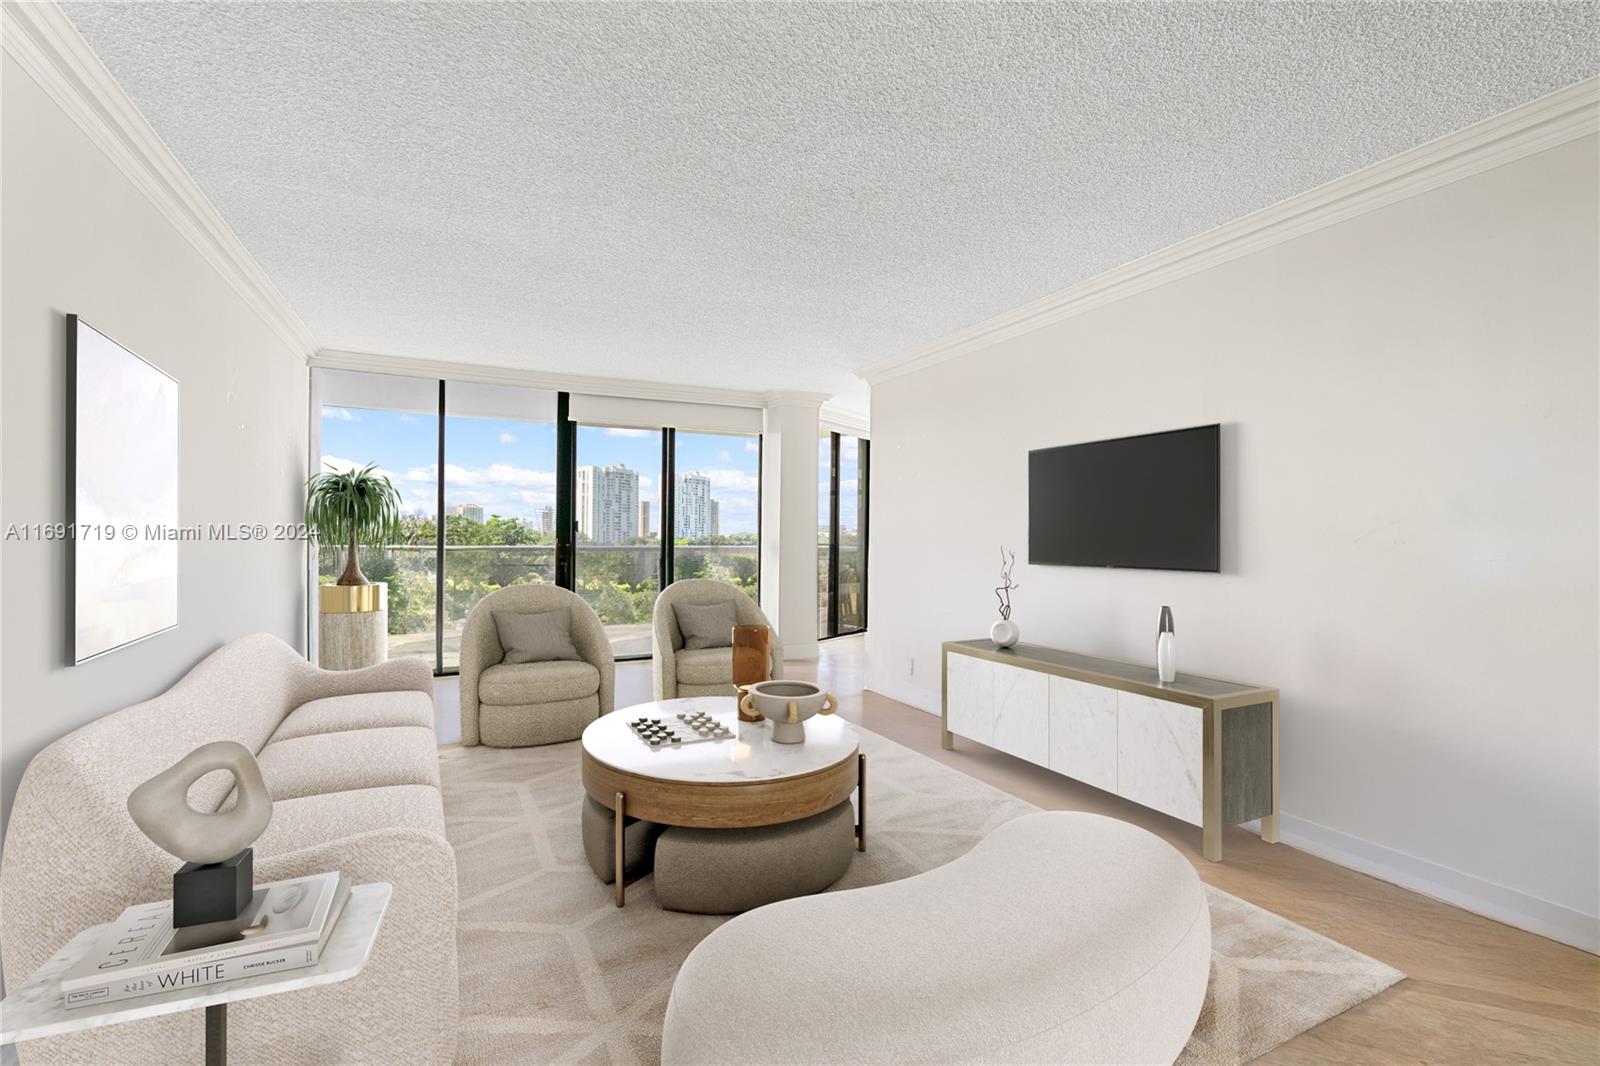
[
  {"xmin": 991, "ymin": 547, "xmax": 1021, "ymax": 649},
  {"xmin": 127, "ymin": 741, "xmax": 272, "ymax": 926}
]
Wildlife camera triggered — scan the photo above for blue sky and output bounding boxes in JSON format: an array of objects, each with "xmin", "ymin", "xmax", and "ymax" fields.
[{"xmin": 321, "ymin": 407, "xmax": 761, "ymax": 533}]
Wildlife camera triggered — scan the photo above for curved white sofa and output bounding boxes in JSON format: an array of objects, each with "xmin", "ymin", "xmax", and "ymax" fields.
[{"xmin": 662, "ymin": 811, "xmax": 1210, "ymax": 1065}]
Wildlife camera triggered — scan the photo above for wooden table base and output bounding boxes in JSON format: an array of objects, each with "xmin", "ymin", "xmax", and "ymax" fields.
[
  {"xmin": 856, "ymin": 753, "xmax": 866, "ymax": 852},
  {"xmin": 608, "ymin": 754, "xmax": 869, "ymax": 908},
  {"xmin": 614, "ymin": 792, "xmax": 625, "ymax": 908}
]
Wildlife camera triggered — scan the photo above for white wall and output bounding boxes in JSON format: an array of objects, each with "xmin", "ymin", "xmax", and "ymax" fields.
[
  {"xmin": 761, "ymin": 396, "xmax": 823, "ymax": 661},
  {"xmin": 866, "ymin": 136, "xmax": 1599, "ymax": 950},
  {"xmin": 1, "ymin": 54, "xmax": 310, "ymax": 831}
]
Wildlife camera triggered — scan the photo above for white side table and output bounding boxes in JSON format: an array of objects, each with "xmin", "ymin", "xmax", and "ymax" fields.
[{"xmin": 0, "ymin": 882, "xmax": 391, "ymax": 1066}]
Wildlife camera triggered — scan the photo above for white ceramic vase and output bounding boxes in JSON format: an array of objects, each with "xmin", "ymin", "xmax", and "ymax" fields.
[{"xmin": 990, "ymin": 618, "xmax": 1020, "ymax": 649}]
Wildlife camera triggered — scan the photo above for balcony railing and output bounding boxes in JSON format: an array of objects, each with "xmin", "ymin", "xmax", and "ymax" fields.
[{"xmin": 319, "ymin": 541, "xmax": 758, "ymax": 664}]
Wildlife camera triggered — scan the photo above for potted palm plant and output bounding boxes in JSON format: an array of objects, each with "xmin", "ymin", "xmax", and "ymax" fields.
[
  {"xmin": 305, "ymin": 462, "xmax": 403, "ymax": 586},
  {"xmin": 305, "ymin": 462, "xmax": 403, "ymax": 669}
]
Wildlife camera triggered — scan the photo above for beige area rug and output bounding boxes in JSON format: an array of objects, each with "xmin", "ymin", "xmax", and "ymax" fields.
[{"xmin": 441, "ymin": 729, "xmax": 1402, "ymax": 1065}]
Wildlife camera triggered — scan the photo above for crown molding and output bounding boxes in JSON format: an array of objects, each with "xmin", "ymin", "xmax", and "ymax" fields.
[
  {"xmin": 861, "ymin": 76, "xmax": 1600, "ymax": 386},
  {"xmin": 2, "ymin": 0, "xmax": 317, "ymax": 361},
  {"xmin": 820, "ymin": 403, "xmax": 870, "ymax": 436},
  {"xmin": 313, "ymin": 348, "xmax": 780, "ymax": 410},
  {"xmin": 761, "ymin": 390, "xmax": 832, "ymax": 408}
]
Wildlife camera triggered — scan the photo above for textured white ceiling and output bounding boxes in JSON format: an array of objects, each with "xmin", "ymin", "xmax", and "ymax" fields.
[{"xmin": 62, "ymin": 2, "xmax": 1598, "ymax": 401}]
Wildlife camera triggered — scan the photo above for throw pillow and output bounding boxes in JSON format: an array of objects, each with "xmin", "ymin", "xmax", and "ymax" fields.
[
  {"xmin": 673, "ymin": 601, "xmax": 737, "ymax": 650},
  {"xmin": 494, "ymin": 609, "xmax": 581, "ymax": 664}
]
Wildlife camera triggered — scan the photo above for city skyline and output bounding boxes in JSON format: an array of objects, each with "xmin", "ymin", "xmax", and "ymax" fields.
[{"xmin": 320, "ymin": 409, "xmax": 761, "ymax": 535}]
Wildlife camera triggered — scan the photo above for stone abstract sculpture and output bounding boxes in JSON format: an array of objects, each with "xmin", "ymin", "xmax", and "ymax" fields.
[{"xmin": 128, "ymin": 740, "xmax": 272, "ymax": 865}]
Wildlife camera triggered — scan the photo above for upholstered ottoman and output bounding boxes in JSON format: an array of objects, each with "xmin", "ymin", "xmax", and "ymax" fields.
[
  {"xmin": 580, "ymin": 795, "xmax": 663, "ymax": 884},
  {"xmin": 653, "ymin": 800, "xmax": 855, "ymax": 914},
  {"xmin": 662, "ymin": 811, "xmax": 1211, "ymax": 1064}
]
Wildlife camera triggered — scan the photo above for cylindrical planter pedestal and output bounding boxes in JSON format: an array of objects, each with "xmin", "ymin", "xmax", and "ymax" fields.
[{"xmin": 319, "ymin": 583, "xmax": 388, "ymax": 670}]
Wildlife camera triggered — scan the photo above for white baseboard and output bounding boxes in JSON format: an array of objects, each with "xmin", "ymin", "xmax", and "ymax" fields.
[
  {"xmin": 864, "ymin": 674, "xmax": 939, "ymax": 716},
  {"xmin": 1270, "ymin": 813, "xmax": 1598, "ymax": 955},
  {"xmin": 865, "ymin": 677, "xmax": 1598, "ymax": 955}
]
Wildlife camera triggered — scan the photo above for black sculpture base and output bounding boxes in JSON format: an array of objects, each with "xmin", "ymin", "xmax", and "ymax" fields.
[{"xmin": 173, "ymin": 848, "xmax": 253, "ymax": 928}]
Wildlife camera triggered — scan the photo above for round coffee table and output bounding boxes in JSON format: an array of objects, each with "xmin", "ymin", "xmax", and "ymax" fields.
[{"xmin": 580, "ymin": 696, "xmax": 866, "ymax": 906}]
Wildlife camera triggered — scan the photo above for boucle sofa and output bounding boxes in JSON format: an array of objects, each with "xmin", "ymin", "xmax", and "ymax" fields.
[
  {"xmin": 0, "ymin": 633, "xmax": 458, "ymax": 1065},
  {"xmin": 651, "ymin": 579, "xmax": 783, "ymax": 700},
  {"xmin": 662, "ymin": 811, "xmax": 1211, "ymax": 1065}
]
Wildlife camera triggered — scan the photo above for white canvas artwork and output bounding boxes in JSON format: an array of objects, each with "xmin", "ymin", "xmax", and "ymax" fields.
[{"xmin": 73, "ymin": 317, "xmax": 179, "ymax": 663}]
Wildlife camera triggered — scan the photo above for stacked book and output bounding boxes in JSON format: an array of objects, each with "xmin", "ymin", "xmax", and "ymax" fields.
[{"xmin": 61, "ymin": 871, "xmax": 351, "ymax": 1008}]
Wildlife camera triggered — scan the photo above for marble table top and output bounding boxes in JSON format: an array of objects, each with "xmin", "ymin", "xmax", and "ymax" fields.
[
  {"xmin": 0, "ymin": 882, "xmax": 391, "ymax": 1046},
  {"xmin": 583, "ymin": 697, "xmax": 859, "ymax": 783}
]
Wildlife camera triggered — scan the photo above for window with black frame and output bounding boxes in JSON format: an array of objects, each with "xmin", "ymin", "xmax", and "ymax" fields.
[
  {"xmin": 313, "ymin": 369, "xmax": 766, "ymax": 671},
  {"xmin": 819, "ymin": 431, "xmax": 869, "ymax": 639},
  {"xmin": 672, "ymin": 430, "xmax": 760, "ymax": 601}
]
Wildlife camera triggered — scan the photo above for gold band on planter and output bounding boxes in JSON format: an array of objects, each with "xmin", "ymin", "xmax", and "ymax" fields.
[{"xmin": 319, "ymin": 583, "xmax": 387, "ymax": 614}]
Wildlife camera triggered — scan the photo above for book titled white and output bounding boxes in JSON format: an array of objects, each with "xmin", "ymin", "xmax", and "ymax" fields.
[{"xmin": 62, "ymin": 872, "xmax": 350, "ymax": 1008}]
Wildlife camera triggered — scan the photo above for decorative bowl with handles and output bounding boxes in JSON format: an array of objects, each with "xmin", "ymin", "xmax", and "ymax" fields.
[{"xmin": 737, "ymin": 679, "xmax": 838, "ymax": 744}]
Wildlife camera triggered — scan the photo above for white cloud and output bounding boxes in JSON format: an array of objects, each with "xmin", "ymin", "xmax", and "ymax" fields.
[
  {"xmin": 323, "ymin": 406, "xmax": 355, "ymax": 421},
  {"xmin": 399, "ymin": 463, "xmax": 556, "ymax": 490},
  {"xmin": 602, "ymin": 427, "xmax": 654, "ymax": 438},
  {"xmin": 398, "ymin": 413, "xmax": 418, "ymax": 423},
  {"xmin": 717, "ymin": 450, "xmax": 732, "ymax": 463},
  {"xmin": 702, "ymin": 467, "xmax": 759, "ymax": 492},
  {"xmin": 319, "ymin": 455, "xmax": 399, "ymax": 481},
  {"xmin": 498, "ymin": 431, "xmax": 518, "ymax": 445},
  {"xmin": 744, "ymin": 440, "xmax": 759, "ymax": 453}
]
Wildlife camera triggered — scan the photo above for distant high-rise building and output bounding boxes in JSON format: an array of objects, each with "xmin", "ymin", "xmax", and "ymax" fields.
[
  {"xmin": 638, "ymin": 499, "xmax": 652, "ymax": 539},
  {"xmin": 451, "ymin": 502, "xmax": 484, "ymax": 524},
  {"xmin": 538, "ymin": 505, "xmax": 554, "ymax": 535},
  {"xmin": 576, "ymin": 464, "xmax": 639, "ymax": 544},
  {"xmin": 710, "ymin": 499, "xmax": 720, "ymax": 538},
  {"xmin": 675, "ymin": 472, "xmax": 712, "ymax": 540}
]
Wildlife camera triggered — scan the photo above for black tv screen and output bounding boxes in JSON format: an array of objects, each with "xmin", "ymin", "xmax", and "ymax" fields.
[{"xmin": 1029, "ymin": 425, "xmax": 1220, "ymax": 572}]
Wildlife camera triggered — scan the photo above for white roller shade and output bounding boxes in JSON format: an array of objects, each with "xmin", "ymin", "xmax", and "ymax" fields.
[
  {"xmin": 569, "ymin": 393, "xmax": 762, "ymax": 435},
  {"xmin": 314, "ymin": 367, "xmax": 437, "ymax": 415},
  {"xmin": 446, "ymin": 380, "xmax": 558, "ymax": 423}
]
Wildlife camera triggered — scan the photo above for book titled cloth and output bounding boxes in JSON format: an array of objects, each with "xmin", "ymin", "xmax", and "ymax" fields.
[{"xmin": 61, "ymin": 871, "xmax": 351, "ymax": 1008}]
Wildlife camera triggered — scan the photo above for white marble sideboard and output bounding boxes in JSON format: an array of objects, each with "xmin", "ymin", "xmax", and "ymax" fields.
[{"xmin": 942, "ymin": 640, "xmax": 1278, "ymax": 861}]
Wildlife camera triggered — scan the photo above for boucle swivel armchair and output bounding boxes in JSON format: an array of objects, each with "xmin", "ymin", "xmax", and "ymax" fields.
[
  {"xmin": 460, "ymin": 585, "xmax": 614, "ymax": 746},
  {"xmin": 651, "ymin": 579, "xmax": 783, "ymax": 700}
]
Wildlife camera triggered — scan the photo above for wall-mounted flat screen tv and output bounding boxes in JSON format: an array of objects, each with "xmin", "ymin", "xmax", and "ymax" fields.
[{"xmin": 1028, "ymin": 424, "xmax": 1220, "ymax": 572}]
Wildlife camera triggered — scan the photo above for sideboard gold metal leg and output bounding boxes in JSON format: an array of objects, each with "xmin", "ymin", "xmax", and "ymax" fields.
[
  {"xmin": 613, "ymin": 791, "xmax": 626, "ymax": 907},
  {"xmin": 1203, "ymin": 705, "xmax": 1223, "ymax": 862},
  {"xmin": 856, "ymin": 753, "xmax": 867, "ymax": 852},
  {"xmin": 1261, "ymin": 697, "xmax": 1281, "ymax": 844}
]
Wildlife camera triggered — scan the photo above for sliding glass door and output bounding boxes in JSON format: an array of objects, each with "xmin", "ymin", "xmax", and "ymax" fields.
[
  {"xmin": 574, "ymin": 425, "xmax": 662, "ymax": 658},
  {"xmin": 440, "ymin": 383, "xmax": 558, "ymax": 669},
  {"xmin": 818, "ymin": 431, "xmax": 869, "ymax": 640},
  {"xmin": 313, "ymin": 368, "xmax": 763, "ymax": 671},
  {"xmin": 672, "ymin": 430, "xmax": 760, "ymax": 600},
  {"xmin": 315, "ymin": 372, "xmax": 440, "ymax": 665}
]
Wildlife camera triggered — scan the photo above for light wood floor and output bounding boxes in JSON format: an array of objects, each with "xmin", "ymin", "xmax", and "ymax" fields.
[
  {"xmin": 787, "ymin": 636, "xmax": 1599, "ymax": 1065},
  {"xmin": 439, "ymin": 637, "xmax": 1597, "ymax": 1062}
]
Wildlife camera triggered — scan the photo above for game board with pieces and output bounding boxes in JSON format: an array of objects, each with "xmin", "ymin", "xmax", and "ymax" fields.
[{"xmin": 627, "ymin": 709, "xmax": 735, "ymax": 749}]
